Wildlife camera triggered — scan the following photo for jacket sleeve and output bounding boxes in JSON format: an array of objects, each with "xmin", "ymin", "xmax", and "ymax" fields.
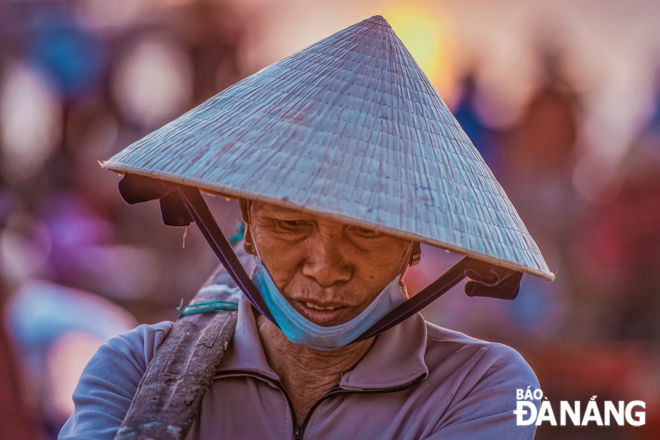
[
  {"xmin": 429, "ymin": 344, "xmax": 541, "ymax": 440},
  {"xmin": 58, "ymin": 322, "xmax": 173, "ymax": 440}
]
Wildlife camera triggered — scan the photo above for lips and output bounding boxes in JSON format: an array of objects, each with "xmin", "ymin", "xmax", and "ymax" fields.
[{"xmin": 291, "ymin": 299, "xmax": 350, "ymax": 326}]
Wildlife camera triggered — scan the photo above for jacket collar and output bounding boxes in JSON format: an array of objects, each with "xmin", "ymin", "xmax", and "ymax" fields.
[{"xmin": 217, "ymin": 295, "xmax": 429, "ymax": 390}]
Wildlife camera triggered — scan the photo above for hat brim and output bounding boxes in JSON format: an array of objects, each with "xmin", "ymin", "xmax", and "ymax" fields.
[{"xmin": 104, "ymin": 163, "xmax": 555, "ymax": 281}]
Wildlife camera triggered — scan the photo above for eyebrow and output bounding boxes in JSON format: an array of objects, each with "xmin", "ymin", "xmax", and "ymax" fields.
[{"xmin": 255, "ymin": 204, "xmax": 312, "ymax": 217}]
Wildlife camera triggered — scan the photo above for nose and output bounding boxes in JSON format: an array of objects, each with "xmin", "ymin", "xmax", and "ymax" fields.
[{"xmin": 301, "ymin": 231, "xmax": 352, "ymax": 287}]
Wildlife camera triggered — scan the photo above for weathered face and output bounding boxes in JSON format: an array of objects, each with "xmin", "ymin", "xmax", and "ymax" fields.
[{"xmin": 243, "ymin": 201, "xmax": 411, "ymax": 327}]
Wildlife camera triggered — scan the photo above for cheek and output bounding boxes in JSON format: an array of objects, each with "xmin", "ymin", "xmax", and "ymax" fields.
[
  {"xmin": 256, "ymin": 238, "xmax": 304, "ymax": 289},
  {"xmin": 353, "ymin": 259, "xmax": 400, "ymax": 289},
  {"xmin": 347, "ymin": 245, "xmax": 408, "ymax": 297},
  {"xmin": 356, "ymin": 247, "xmax": 407, "ymax": 285},
  {"xmin": 360, "ymin": 242, "xmax": 409, "ymax": 272}
]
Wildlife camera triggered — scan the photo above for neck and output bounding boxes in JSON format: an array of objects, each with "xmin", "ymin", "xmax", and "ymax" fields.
[{"xmin": 256, "ymin": 314, "xmax": 374, "ymax": 424}]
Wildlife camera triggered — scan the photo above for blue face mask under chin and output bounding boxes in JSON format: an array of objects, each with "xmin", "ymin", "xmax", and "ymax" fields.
[{"xmin": 251, "ymin": 254, "xmax": 410, "ymax": 351}]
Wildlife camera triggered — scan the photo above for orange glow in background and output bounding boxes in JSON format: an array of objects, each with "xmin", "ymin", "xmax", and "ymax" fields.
[{"xmin": 382, "ymin": 3, "xmax": 454, "ymax": 99}]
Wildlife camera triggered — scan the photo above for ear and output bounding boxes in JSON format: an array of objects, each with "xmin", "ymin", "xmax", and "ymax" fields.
[
  {"xmin": 239, "ymin": 199, "xmax": 250, "ymax": 224},
  {"xmin": 239, "ymin": 199, "xmax": 255, "ymax": 255}
]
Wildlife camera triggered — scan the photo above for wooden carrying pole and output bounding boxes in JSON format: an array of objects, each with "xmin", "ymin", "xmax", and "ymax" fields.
[{"xmin": 114, "ymin": 276, "xmax": 238, "ymax": 440}]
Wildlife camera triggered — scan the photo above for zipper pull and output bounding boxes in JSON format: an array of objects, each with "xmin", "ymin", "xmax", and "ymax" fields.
[{"xmin": 294, "ymin": 426, "xmax": 303, "ymax": 440}]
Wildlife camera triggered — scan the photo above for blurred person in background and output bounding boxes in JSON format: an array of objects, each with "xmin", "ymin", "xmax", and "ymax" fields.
[
  {"xmin": 525, "ymin": 75, "xmax": 660, "ymax": 440},
  {"xmin": 501, "ymin": 48, "xmax": 581, "ymax": 250},
  {"xmin": 0, "ymin": 0, "xmax": 253, "ymax": 437},
  {"xmin": 0, "ymin": 276, "xmax": 35, "ymax": 440},
  {"xmin": 6, "ymin": 280, "xmax": 138, "ymax": 437},
  {"xmin": 0, "ymin": 188, "xmax": 140, "ymax": 438},
  {"xmin": 581, "ymin": 78, "xmax": 660, "ymax": 341},
  {"xmin": 452, "ymin": 72, "xmax": 503, "ymax": 178}
]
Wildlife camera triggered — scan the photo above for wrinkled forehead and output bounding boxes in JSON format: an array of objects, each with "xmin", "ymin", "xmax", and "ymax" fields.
[
  {"xmin": 245, "ymin": 199, "xmax": 380, "ymax": 231},
  {"xmin": 248, "ymin": 200, "xmax": 321, "ymax": 219}
]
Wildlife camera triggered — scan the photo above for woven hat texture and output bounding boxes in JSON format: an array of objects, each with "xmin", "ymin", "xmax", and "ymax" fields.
[{"xmin": 104, "ymin": 15, "xmax": 554, "ymax": 280}]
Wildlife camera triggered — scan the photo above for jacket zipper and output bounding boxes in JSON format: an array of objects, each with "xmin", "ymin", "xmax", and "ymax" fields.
[{"xmin": 214, "ymin": 370, "xmax": 425, "ymax": 440}]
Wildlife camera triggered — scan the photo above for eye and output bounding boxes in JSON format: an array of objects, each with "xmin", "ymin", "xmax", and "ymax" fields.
[
  {"xmin": 274, "ymin": 219, "xmax": 314, "ymax": 232},
  {"xmin": 347, "ymin": 225, "xmax": 383, "ymax": 239}
]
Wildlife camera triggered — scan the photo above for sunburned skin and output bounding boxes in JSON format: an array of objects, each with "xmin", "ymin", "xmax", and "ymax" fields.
[
  {"xmin": 256, "ymin": 314, "xmax": 374, "ymax": 425},
  {"xmin": 244, "ymin": 201, "xmax": 411, "ymax": 326},
  {"xmin": 241, "ymin": 200, "xmax": 412, "ymax": 423}
]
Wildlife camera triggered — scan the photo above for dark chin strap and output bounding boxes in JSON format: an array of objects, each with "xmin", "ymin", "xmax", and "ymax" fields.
[
  {"xmin": 177, "ymin": 186, "xmax": 472, "ymax": 344},
  {"xmin": 177, "ymin": 186, "xmax": 276, "ymax": 324},
  {"xmin": 352, "ymin": 259, "xmax": 469, "ymax": 343}
]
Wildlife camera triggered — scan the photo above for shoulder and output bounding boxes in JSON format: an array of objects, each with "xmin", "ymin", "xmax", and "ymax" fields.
[
  {"xmin": 423, "ymin": 320, "xmax": 538, "ymax": 387},
  {"xmin": 58, "ymin": 321, "xmax": 173, "ymax": 440},
  {"xmin": 103, "ymin": 321, "xmax": 174, "ymax": 371},
  {"xmin": 421, "ymin": 321, "xmax": 539, "ymax": 439},
  {"xmin": 82, "ymin": 321, "xmax": 174, "ymax": 385}
]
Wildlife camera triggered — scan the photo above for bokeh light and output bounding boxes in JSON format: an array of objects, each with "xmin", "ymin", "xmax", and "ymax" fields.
[
  {"xmin": 0, "ymin": 63, "xmax": 62, "ymax": 183},
  {"xmin": 112, "ymin": 35, "xmax": 193, "ymax": 129}
]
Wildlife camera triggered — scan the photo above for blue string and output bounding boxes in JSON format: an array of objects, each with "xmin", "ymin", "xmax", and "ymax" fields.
[
  {"xmin": 178, "ymin": 301, "xmax": 239, "ymax": 318},
  {"xmin": 228, "ymin": 221, "xmax": 245, "ymax": 246}
]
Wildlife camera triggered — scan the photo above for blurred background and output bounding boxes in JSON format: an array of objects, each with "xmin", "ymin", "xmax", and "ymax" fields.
[{"xmin": 0, "ymin": 0, "xmax": 659, "ymax": 439}]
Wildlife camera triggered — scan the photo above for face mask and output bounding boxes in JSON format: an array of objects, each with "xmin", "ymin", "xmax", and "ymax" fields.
[{"xmin": 251, "ymin": 245, "xmax": 411, "ymax": 351}]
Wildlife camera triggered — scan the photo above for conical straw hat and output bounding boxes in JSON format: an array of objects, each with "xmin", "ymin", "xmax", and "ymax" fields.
[{"xmin": 104, "ymin": 15, "xmax": 554, "ymax": 281}]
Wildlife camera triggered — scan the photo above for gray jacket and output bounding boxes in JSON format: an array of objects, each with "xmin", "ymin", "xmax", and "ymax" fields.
[{"xmin": 60, "ymin": 294, "xmax": 539, "ymax": 439}]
